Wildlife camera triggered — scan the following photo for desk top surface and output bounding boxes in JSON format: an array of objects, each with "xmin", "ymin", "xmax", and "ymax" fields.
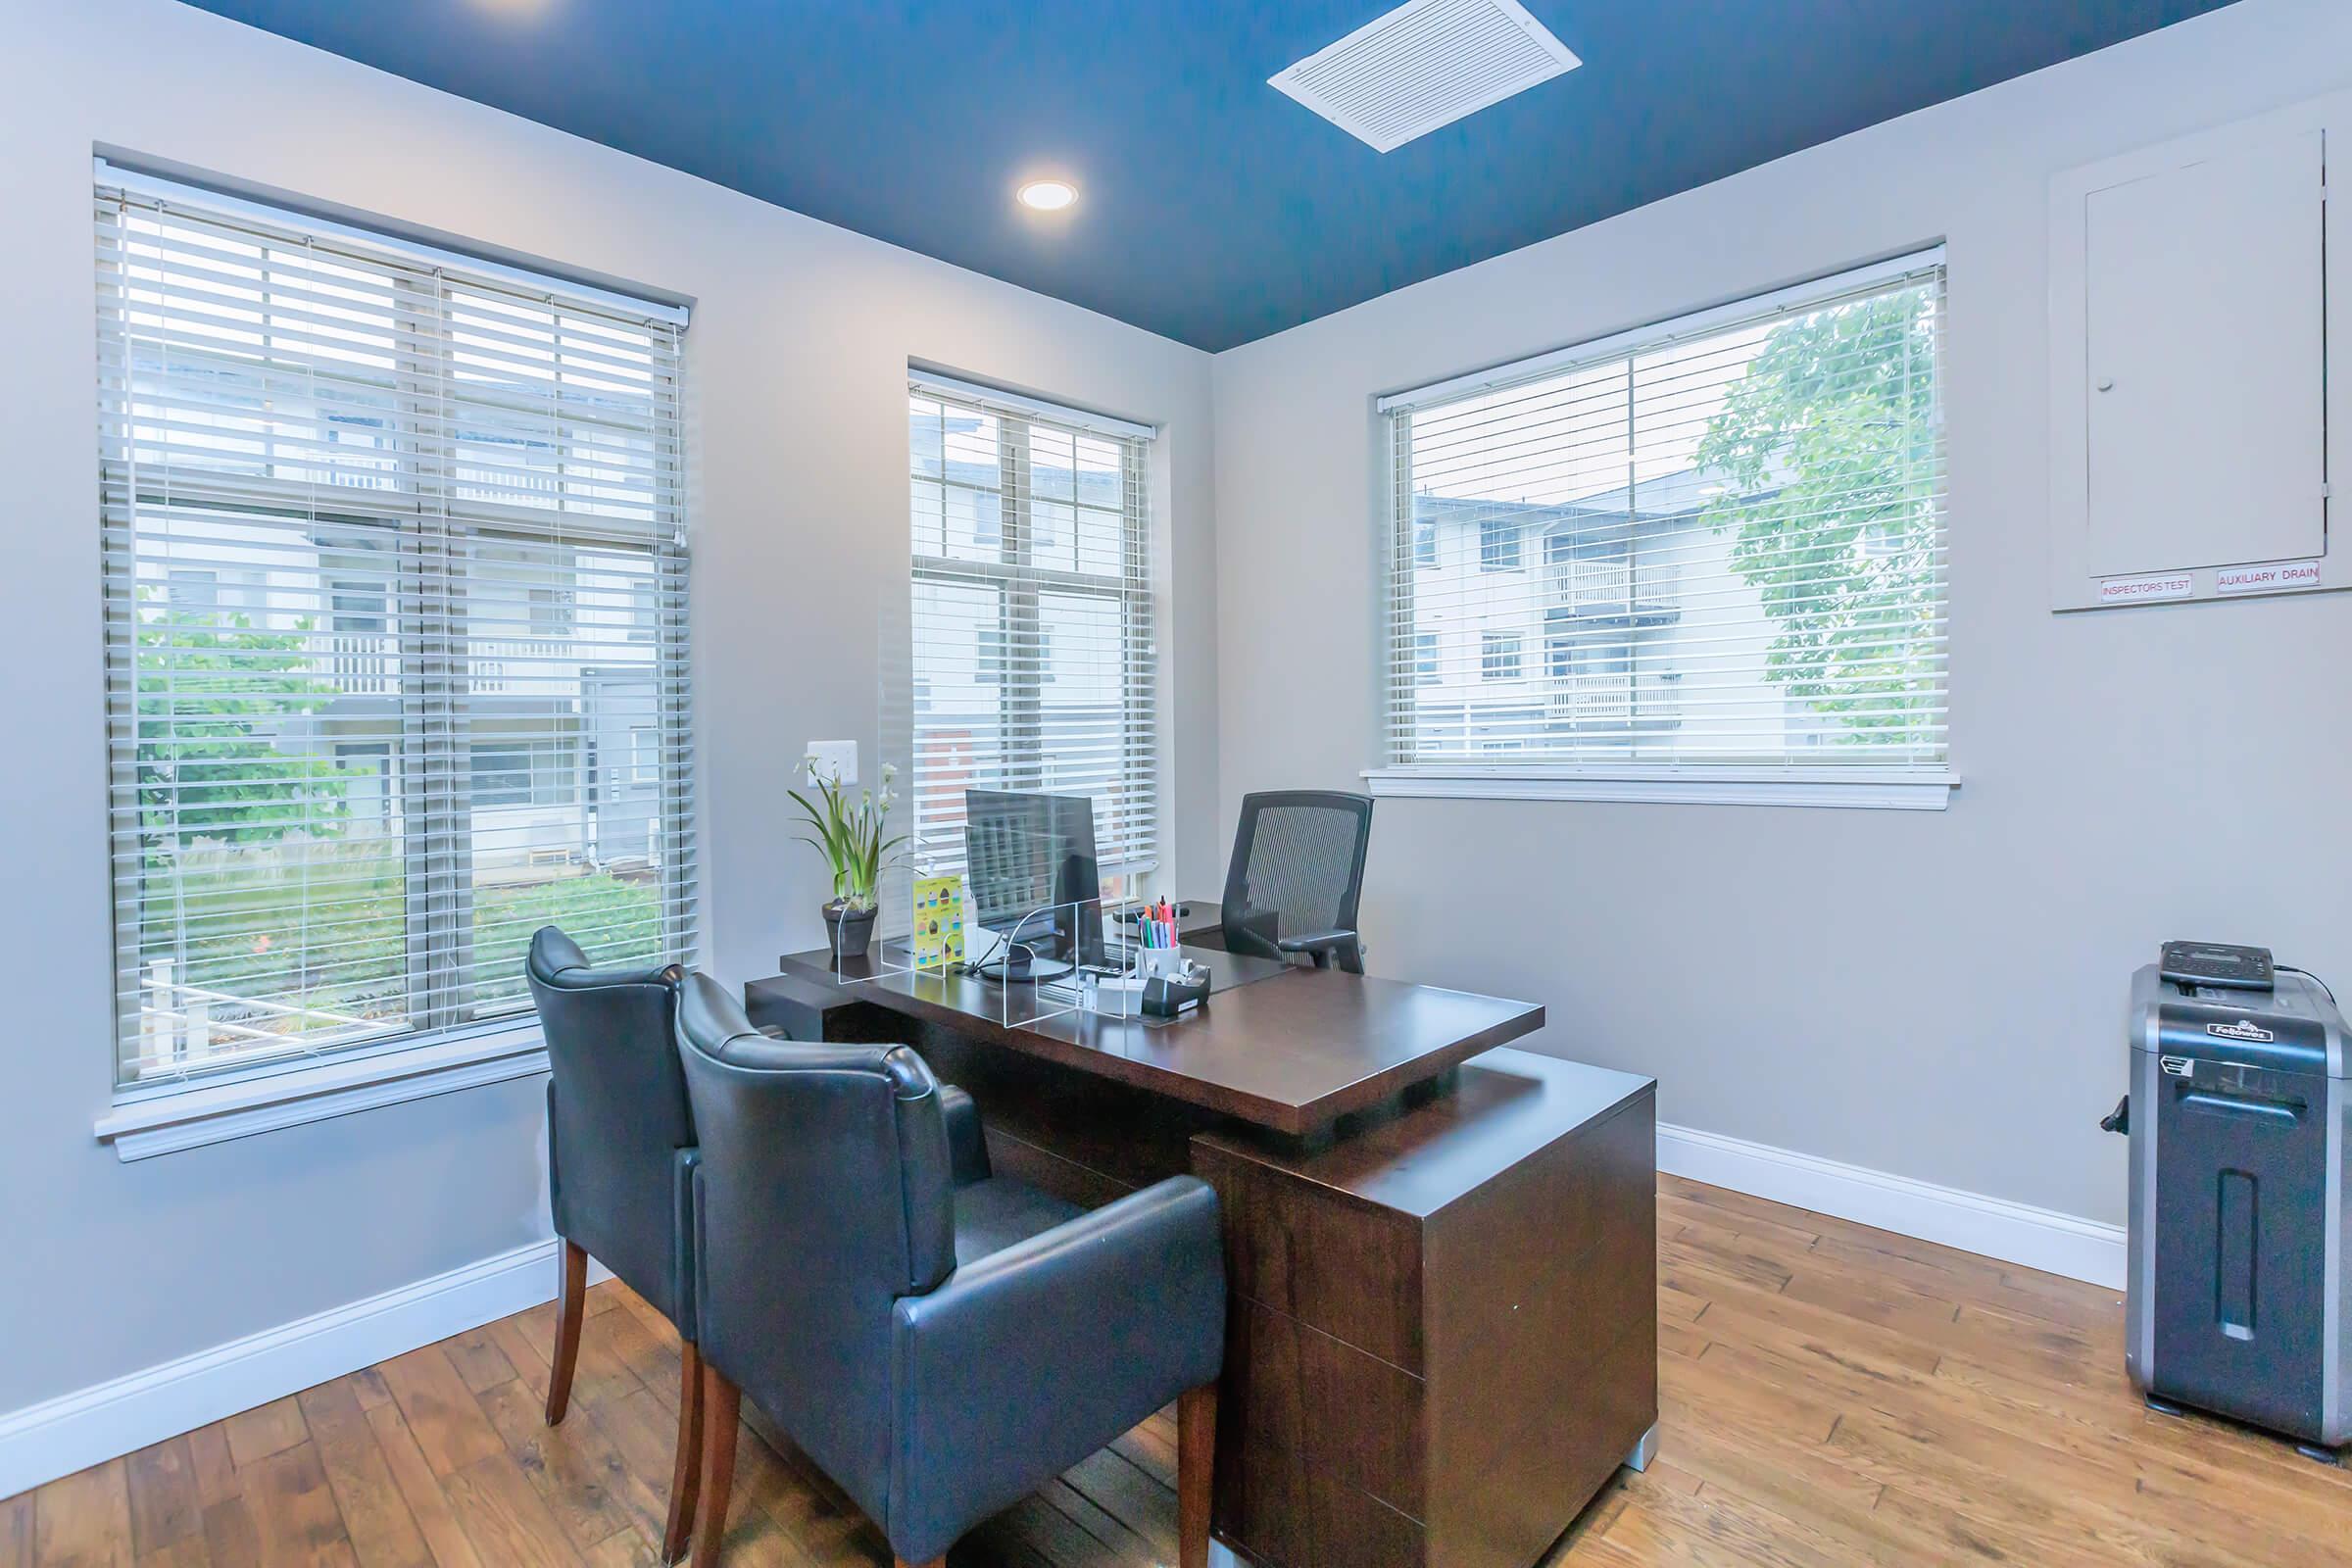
[
  {"xmin": 1195, "ymin": 1046, "xmax": 1653, "ymax": 1217},
  {"xmin": 770, "ymin": 944, "xmax": 1544, "ymax": 1136}
]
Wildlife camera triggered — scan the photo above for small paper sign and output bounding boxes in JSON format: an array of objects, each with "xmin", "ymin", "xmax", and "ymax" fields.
[
  {"xmin": 2096, "ymin": 572, "xmax": 2194, "ymax": 606},
  {"xmin": 910, "ymin": 874, "xmax": 965, "ymax": 970},
  {"xmin": 2215, "ymin": 561, "xmax": 2322, "ymax": 596}
]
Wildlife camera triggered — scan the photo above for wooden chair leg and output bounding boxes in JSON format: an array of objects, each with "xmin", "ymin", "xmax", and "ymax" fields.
[
  {"xmin": 690, "ymin": 1363, "xmax": 741, "ymax": 1568},
  {"xmin": 545, "ymin": 1239, "xmax": 588, "ymax": 1425},
  {"xmin": 662, "ymin": 1339, "xmax": 706, "ymax": 1563},
  {"xmin": 1178, "ymin": 1381, "xmax": 1218, "ymax": 1568}
]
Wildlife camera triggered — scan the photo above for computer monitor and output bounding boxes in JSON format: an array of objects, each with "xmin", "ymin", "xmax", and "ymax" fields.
[{"xmin": 963, "ymin": 788, "xmax": 1104, "ymax": 981}]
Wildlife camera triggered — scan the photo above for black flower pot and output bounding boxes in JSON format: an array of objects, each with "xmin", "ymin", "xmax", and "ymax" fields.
[{"xmin": 823, "ymin": 900, "xmax": 877, "ymax": 960}]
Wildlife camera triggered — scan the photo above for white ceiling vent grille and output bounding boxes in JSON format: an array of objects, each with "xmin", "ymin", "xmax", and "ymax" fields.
[{"xmin": 1269, "ymin": 0, "xmax": 1582, "ymax": 153}]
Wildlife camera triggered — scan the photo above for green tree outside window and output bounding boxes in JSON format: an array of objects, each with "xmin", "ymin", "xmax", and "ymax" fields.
[{"xmin": 1695, "ymin": 289, "xmax": 1941, "ymax": 743}]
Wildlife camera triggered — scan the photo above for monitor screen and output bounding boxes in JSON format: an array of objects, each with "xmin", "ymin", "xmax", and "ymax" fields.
[{"xmin": 963, "ymin": 789, "xmax": 1105, "ymax": 969}]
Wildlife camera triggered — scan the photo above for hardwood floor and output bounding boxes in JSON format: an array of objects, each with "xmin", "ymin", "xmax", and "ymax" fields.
[{"xmin": 12, "ymin": 1174, "xmax": 2352, "ymax": 1566}]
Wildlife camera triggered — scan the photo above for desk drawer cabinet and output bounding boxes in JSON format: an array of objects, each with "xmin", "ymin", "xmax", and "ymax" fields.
[
  {"xmin": 1226, "ymin": 1298, "xmax": 1425, "ymax": 1513},
  {"xmin": 1194, "ymin": 1054, "xmax": 1656, "ymax": 1568},
  {"xmin": 1212, "ymin": 1152, "xmax": 1425, "ymax": 1371}
]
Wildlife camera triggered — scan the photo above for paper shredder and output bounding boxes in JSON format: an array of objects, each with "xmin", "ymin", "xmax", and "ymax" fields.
[{"xmin": 2115, "ymin": 963, "xmax": 2350, "ymax": 1456}]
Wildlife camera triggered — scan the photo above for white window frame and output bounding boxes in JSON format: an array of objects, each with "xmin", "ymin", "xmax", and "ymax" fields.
[
  {"xmin": 90, "ymin": 165, "xmax": 696, "ymax": 1156},
  {"xmin": 1366, "ymin": 249, "xmax": 1958, "ymax": 811}
]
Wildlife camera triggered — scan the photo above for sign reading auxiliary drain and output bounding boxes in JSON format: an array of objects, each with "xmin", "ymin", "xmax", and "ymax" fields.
[{"xmin": 2216, "ymin": 561, "xmax": 2322, "ymax": 596}]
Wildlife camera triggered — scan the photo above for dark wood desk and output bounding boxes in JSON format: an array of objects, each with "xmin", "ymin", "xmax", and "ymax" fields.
[
  {"xmin": 747, "ymin": 950, "xmax": 1657, "ymax": 1568},
  {"xmin": 768, "ymin": 944, "xmax": 1542, "ymax": 1137}
]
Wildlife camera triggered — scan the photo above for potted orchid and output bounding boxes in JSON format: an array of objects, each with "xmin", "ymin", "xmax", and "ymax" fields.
[{"xmin": 789, "ymin": 759, "xmax": 905, "ymax": 959}]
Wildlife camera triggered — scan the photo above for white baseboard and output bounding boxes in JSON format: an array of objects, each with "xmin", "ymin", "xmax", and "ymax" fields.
[
  {"xmin": 0, "ymin": 1127, "xmax": 2126, "ymax": 1502},
  {"xmin": 1658, "ymin": 1121, "xmax": 2127, "ymax": 1291},
  {"xmin": 0, "ymin": 1239, "xmax": 611, "ymax": 1500}
]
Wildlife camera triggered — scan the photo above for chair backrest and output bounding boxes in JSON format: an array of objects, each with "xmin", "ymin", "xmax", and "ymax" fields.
[
  {"xmin": 527, "ymin": 927, "xmax": 693, "ymax": 1324},
  {"xmin": 1220, "ymin": 791, "xmax": 1374, "ymax": 957},
  {"xmin": 673, "ymin": 972, "xmax": 957, "ymax": 1527}
]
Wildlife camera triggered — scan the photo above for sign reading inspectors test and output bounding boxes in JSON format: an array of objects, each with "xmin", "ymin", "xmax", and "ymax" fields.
[{"xmin": 2096, "ymin": 572, "xmax": 2193, "ymax": 605}]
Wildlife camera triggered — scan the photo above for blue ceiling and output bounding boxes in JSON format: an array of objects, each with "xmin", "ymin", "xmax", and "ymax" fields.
[{"xmin": 180, "ymin": 1, "xmax": 2238, "ymax": 351}]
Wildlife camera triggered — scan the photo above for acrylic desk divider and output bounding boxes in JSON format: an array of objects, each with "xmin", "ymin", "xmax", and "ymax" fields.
[
  {"xmin": 978, "ymin": 895, "xmax": 1141, "ymax": 1029},
  {"xmin": 823, "ymin": 880, "xmax": 1152, "ymax": 1031}
]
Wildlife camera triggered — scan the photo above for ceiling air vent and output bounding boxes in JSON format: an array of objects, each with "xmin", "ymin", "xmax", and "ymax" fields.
[{"xmin": 1269, "ymin": 0, "xmax": 1582, "ymax": 153}]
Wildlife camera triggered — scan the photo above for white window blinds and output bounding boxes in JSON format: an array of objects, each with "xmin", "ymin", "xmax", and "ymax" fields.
[
  {"xmin": 1382, "ymin": 251, "xmax": 1948, "ymax": 773},
  {"xmin": 96, "ymin": 169, "xmax": 695, "ymax": 1088},
  {"xmin": 906, "ymin": 377, "xmax": 1155, "ymax": 882}
]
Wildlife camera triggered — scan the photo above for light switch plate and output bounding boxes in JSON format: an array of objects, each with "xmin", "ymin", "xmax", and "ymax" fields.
[{"xmin": 806, "ymin": 740, "xmax": 858, "ymax": 788}]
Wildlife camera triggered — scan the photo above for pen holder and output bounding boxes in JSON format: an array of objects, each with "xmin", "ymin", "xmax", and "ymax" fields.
[{"xmin": 1139, "ymin": 946, "xmax": 1188, "ymax": 983}]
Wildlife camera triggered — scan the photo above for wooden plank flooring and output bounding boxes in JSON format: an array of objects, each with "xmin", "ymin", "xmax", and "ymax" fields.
[{"xmin": 14, "ymin": 1174, "xmax": 2352, "ymax": 1566}]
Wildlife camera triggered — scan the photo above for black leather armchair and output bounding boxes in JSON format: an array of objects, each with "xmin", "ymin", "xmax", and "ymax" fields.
[
  {"xmin": 673, "ymin": 974, "xmax": 1225, "ymax": 1568},
  {"xmin": 1221, "ymin": 789, "xmax": 1375, "ymax": 973},
  {"xmin": 526, "ymin": 926, "xmax": 704, "ymax": 1562}
]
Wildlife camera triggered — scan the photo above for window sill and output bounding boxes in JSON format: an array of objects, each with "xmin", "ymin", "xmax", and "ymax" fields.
[
  {"xmin": 93, "ymin": 1025, "xmax": 549, "ymax": 1162},
  {"xmin": 1362, "ymin": 766, "xmax": 1959, "ymax": 810}
]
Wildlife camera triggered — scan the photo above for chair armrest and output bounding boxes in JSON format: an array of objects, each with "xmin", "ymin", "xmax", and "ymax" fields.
[
  {"xmin": 937, "ymin": 1085, "xmax": 991, "ymax": 1186},
  {"xmin": 1274, "ymin": 928, "xmax": 1355, "ymax": 956},
  {"xmin": 1276, "ymin": 928, "xmax": 1365, "ymax": 972},
  {"xmin": 886, "ymin": 1177, "xmax": 1225, "ymax": 1563}
]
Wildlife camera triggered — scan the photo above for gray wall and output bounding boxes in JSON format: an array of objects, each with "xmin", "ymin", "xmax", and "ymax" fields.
[
  {"xmin": 0, "ymin": 0, "xmax": 1216, "ymax": 1414},
  {"xmin": 1210, "ymin": 0, "xmax": 2352, "ymax": 1229}
]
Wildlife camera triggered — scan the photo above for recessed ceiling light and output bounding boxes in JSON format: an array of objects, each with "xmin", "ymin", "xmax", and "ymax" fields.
[{"xmin": 1017, "ymin": 179, "xmax": 1079, "ymax": 213}]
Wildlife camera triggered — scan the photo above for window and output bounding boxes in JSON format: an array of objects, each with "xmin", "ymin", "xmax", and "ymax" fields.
[
  {"xmin": 1381, "ymin": 250, "xmax": 1948, "ymax": 790},
  {"xmin": 328, "ymin": 578, "xmax": 389, "ymax": 634},
  {"xmin": 1481, "ymin": 633, "xmax": 1522, "ymax": 681},
  {"xmin": 97, "ymin": 168, "xmax": 695, "ymax": 1088},
  {"xmin": 1413, "ymin": 520, "xmax": 1439, "ymax": 568},
  {"xmin": 166, "ymin": 566, "xmax": 263, "ymax": 620},
  {"xmin": 1479, "ymin": 515, "xmax": 1523, "ymax": 571},
  {"xmin": 529, "ymin": 585, "xmax": 577, "ymax": 640},
  {"xmin": 166, "ymin": 568, "xmax": 218, "ymax": 613},
  {"xmin": 975, "ymin": 623, "xmax": 1054, "ymax": 685},
  {"xmin": 906, "ymin": 377, "xmax": 1155, "ymax": 883},
  {"xmin": 468, "ymin": 738, "xmax": 578, "ymax": 808},
  {"xmin": 1413, "ymin": 632, "xmax": 1442, "ymax": 685}
]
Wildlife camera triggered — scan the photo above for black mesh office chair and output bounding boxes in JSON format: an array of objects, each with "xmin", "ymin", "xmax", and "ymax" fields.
[{"xmin": 1220, "ymin": 790, "xmax": 1374, "ymax": 975}]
